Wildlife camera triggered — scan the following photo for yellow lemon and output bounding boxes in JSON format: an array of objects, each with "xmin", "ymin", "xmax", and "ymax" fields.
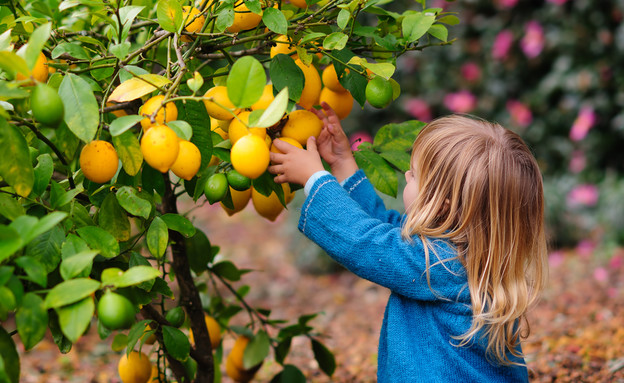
[
  {"xmin": 210, "ymin": 117, "xmax": 229, "ymax": 139},
  {"xmin": 294, "ymin": 59, "xmax": 321, "ymax": 109},
  {"xmin": 226, "ymin": 3, "xmax": 262, "ymax": 33},
  {"xmin": 170, "ymin": 140, "xmax": 201, "ymax": 181},
  {"xmin": 221, "ymin": 186, "xmax": 252, "ymax": 216},
  {"xmin": 189, "ymin": 314, "xmax": 222, "ymax": 350},
  {"xmin": 140, "ymin": 125, "xmax": 180, "ymax": 173},
  {"xmin": 250, "ymin": 84, "xmax": 275, "ymax": 111},
  {"xmin": 252, "ymin": 184, "xmax": 293, "ymax": 221},
  {"xmin": 228, "ymin": 111, "xmax": 267, "ymax": 145},
  {"xmin": 17, "ymin": 52, "xmax": 48, "ymax": 84},
  {"xmin": 319, "ymin": 87, "xmax": 354, "ymax": 120},
  {"xmin": 182, "ymin": 6, "xmax": 205, "ymax": 40},
  {"xmin": 280, "ymin": 109, "xmax": 323, "ymax": 146},
  {"xmin": 80, "ymin": 140, "xmax": 119, "ymax": 184},
  {"xmin": 107, "ymin": 101, "xmax": 128, "ymax": 118},
  {"xmin": 231, "ymin": 134, "xmax": 270, "ymax": 179},
  {"xmin": 118, "ymin": 351, "xmax": 152, "ymax": 383},
  {"xmin": 322, "ymin": 64, "xmax": 348, "ymax": 93},
  {"xmin": 140, "ymin": 95, "xmax": 178, "ymax": 131},
  {"xmin": 203, "ymin": 86, "xmax": 238, "ymax": 120},
  {"xmin": 288, "ymin": 0, "xmax": 308, "ymax": 8},
  {"xmin": 270, "ymin": 35, "xmax": 296, "ymax": 58},
  {"xmin": 225, "ymin": 336, "xmax": 262, "ymax": 382}
]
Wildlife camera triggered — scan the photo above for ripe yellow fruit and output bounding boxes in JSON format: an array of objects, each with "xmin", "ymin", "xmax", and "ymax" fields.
[
  {"xmin": 319, "ymin": 87, "xmax": 354, "ymax": 120},
  {"xmin": 270, "ymin": 35, "xmax": 296, "ymax": 58},
  {"xmin": 280, "ymin": 109, "xmax": 323, "ymax": 146},
  {"xmin": 107, "ymin": 101, "xmax": 128, "ymax": 118},
  {"xmin": 252, "ymin": 183, "xmax": 293, "ymax": 221},
  {"xmin": 225, "ymin": 336, "xmax": 262, "ymax": 382},
  {"xmin": 270, "ymin": 137, "xmax": 303, "ymax": 154},
  {"xmin": 231, "ymin": 134, "xmax": 270, "ymax": 179},
  {"xmin": 295, "ymin": 59, "xmax": 322, "ymax": 109},
  {"xmin": 221, "ymin": 187, "xmax": 252, "ymax": 216},
  {"xmin": 322, "ymin": 64, "xmax": 348, "ymax": 93},
  {"xmin": 149, "ymin": 365, "xmax": 165, "ymax": 382},
  {"xmin": 228, "ymin": 111, "xmax": 267, "ymax": 145},
  {"xmin": 203, "ymin": 86, "xmax": 238, "ymax": 120},
  {"xmin": 288, "ymin": 0, "xmax": 308, "ymax": 8},
  {"xmin": 251, "ymin": 84, "xmax": 275, "ymax": 111},
  {"xmin": 210, "ymin": 117, "xmax": 229, "ymax": 140},
  {"xmin": 17, "ymin": 52, "xmax": 48, "ymax": 84},
  {"xmin": 170, "ymin": 140, "xmax": 201, "ymax": 181},
  {"xmin": 80, "ymin": 140, "xmax": 119, "ymax": 184},
  {"xmin": 189, "ymin": 314, "xmax": 222, "ymax": 350},
  {"xmin": 118, "ymin": 351, "xmax": 152, "ymax": 383},
  {"xmin": 140, "ymin": 125, "xmax": 180, "ymax": 173},
  {"xmin": 226, "ymin": 3, "xmax": 262, "ymax": 33},
  {"xmin": 182, "ymin": 6, "xmax": 205, "ymax": 35},
  {"xmin": 142, "ymin": 325, "xmax": 156, "ymax": 345},
  {"xmin": 140, "ymin": 95, "xmax": 178, "ymax": 131}
]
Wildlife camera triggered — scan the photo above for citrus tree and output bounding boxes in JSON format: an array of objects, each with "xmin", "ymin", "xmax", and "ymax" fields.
[{"xmin": 0, "ymin": 0, "xmax": 456, "ymax": 381}]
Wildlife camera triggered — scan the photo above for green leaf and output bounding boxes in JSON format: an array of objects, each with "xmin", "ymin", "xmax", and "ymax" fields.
[
  {"xmin": 243, "ymin": 330, "xmax": 270, "ymax": 370},
  {"xmin": 167, "ymin": 120, "xmax": 193, "ymax": 141},
  {"xmin": 271, "ymin": 364, "xmax": 306, "ymax": 383},
  {"xmin": 51, "ymin": 42, "xmax": 90, "ymax": 60},
  {"xmin": 0, "ymin": 286, "xmax": 16, "ymax": 320},
  {"xmin": 322, "ymin": 32, "xmax": 348, "ymax": 50},
  {"xmin": 270, "ymin": 55, "xmax": 304, "ymax": 103},
  {"xmin": 250, "ymin": 87, "xmax": 288, "ymax": 128},
  {"xmin": 16, "ymin": 293, "xmax": 48, "ymax": 351},
  {"xmin": 24, "ymin": 23, "xmax": 51, "ymax": 71},
  {"xmin": 0, "ymin": 194, "xmax": 24, "ymax": 221},
  {"xmin": 0, "ymin": 327, "xmax": 20, "ymax": 383},
  {"xmin": 60, "ymin": 250, "xmax": 98, "ymax": 280},
  {"xmin": 24, "ymin": 226, "xmax": 64, "ymax": 273},
  {"xmin": 77, "ymin": 226, "xmax": 120, "ymax": 258},
  {"xmin": 0, "ymin": 118, "xmax": 34, "ymax": 197},
  {"xmin": 227, "ymin": 56, "xmax": 266, "ymax": 109},
  {"xmin": 179, "ymin": 98, "xmax": 213, "ymax": 172},
  {"xmin": 15, "ymin": 256, "xmax": 47, "ymax": 288},
  {"xmin": 211, "ymin": 261, "xmax": 250, "ymax": 281},
  {"xmin": 44, "ymin": 278, "xmax": 101, "ymax": 309},
  {"xmin": 59, "ymin": 73, "xmax": 99, "ymax": 143},
  {"xmin": 157, "ymin": 0, "xmax": 184, "ymax": 33},
  {"xmin": 380, "ymin": 150, "xmax": 411, "ymax": 172},
  {"xmin": 112, "ymin": 130, "xmax": 143, "ymax": 176},
  {"xmin": 108, "ymin": 74, "xmax": 172, "ymax": 103},
  {"xmin": 402, "ymin": 13, "xmax": 436, "ymax": 42},
  {"xmin": 109, "ymin": 115, "xmax": 143, "ymax": 136},
  {"xmin": 32, "ymin": 153, "xmax": 54, "ymax": 197},
  {"xmin": 99, "ymin": 193, "xmax": 131, "ymax": 241},
  {"xmin": 114, "ymin": 266, "xmax": 161, "ymax": 288},
  {"xmin": 111, "ymin": 333, "xmax": 128, "ymax": 352},
  {"xmin": 0, "ymin": 226, "xmax": 22, "ymax": 263},
  {"xmin": 262, "ymin": 7, "xmax": 288, "ymax": 35},
  {"xmin": 50, "ymin": 182, "xmax": 84, "ymax": 209},
  {"xmin": 216, "ymin": 5, "xmax": 235, "ymax": 31},
  {"xmin": 147, "ymin": 216, "xmax": 168, "ymax": 259},
  {"xmin": 337, "ymin": 9, "xmax": 351, "ymax": 30},
  {"xmin": 186, "ymin": 229, "xmax": 213, "ymax": 275},
  {"xmin": 361, "ymin": 62, "xmax": 395, "ymax": 80},
  {"xmin": 56, "ymin": 296, "xmax": 94, "ymax": 343},
  {"xmin": 437, "ymin": 14, "xmax": 460, "ymax": 25},
  {"xmin": 160, "ymin": 214, "xmax": 196, "ymax": 238},
  {"xmin": 116, "ymin": 186, "xmax": 152, "ymax": 219},
  {"xmin": 162, "ymin": 325, "xmax": 190, "ymax": 361},
  {"xmin": 372, "ymin": 120, "xmax": 425, "ymax": 152},
  {"xmin": 126, "ymin": 319, "xmax": 151, "ymax": 352},
  {"xmin": 428, "ymin": 24, "xmax": 448, "ymax": 42},
  {"xmin": 311, "ymin": 339, "xmax": 336, "ymax": 376},
  {"xmin": 354, "ymin": 148, "xmax": 398, "ymax": 197},
  {"xmin": 0, "ymin": 51, "xmax": 29, "ymax": 79}
]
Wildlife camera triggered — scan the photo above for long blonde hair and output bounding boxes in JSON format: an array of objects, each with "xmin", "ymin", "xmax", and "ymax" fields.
[{"xmin": 401, "ymin": 115, "xmax": 548, "ymax": 366}]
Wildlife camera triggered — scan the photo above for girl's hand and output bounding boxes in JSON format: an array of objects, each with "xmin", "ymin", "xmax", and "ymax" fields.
[
  {"xmin": 310, "ymin": 102, "xmax": 358, "ymax": 182},
  {"xmin": 269, "ymin": 136, "xmax": 325, "ymax": 186}
]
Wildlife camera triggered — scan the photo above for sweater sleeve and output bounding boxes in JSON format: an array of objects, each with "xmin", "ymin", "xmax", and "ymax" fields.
[
  {"xmin": 299, "ymin": 173, "xmax": 468, "ymax": 302},
  {"xmin": 341, "ymin": 170, "xmax": 404, "ymax": 227}
]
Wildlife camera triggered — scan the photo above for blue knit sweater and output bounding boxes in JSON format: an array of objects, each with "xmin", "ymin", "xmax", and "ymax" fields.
[{"xmin": 299, "ymin": 170, "xmax": 528, "ymax": 382}]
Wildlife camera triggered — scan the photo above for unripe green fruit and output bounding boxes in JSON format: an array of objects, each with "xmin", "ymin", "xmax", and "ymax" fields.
[
  {"xmin": 31, "ymin": 83, "xmax": 64, "ymax": 126},
  {"xmin": 165, "ymin": 307, "xmax": 186, "ymax": 328},
  {"xmin": 204, "ymin": 173, "xmax": 228, "ymax": 204},
  {"xmin": 365, "ymin": 76, "xmax": 393, "ymax": 109},
  {"xmin": 226, "ymin": 169, "xmax": 251, "ymax": 191},
  {"xmin": 97, "ymin": 291, "xmax": 135, "ymax": 330}
]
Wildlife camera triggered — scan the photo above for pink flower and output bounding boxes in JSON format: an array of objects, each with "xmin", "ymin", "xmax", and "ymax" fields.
[
  {"xmin": 548, "ymin": 251, "xmax": 565, "ymax": 268},
  {"xmin": 492, "ymin": 30, "xmax": 514, "ymax": 60},
  {"xmin": 569, "ymin": 107, "xmax": 597, "ymax": 141},
  {"xmin": 593, "ymin": 267, "xmax": 608, "ymax": 283},
  {"xmin": 569, "ymin": 150, "xmax": 586, "ymax": 173},
  {"xmin": 349, "ymin": 131, "xmax": 373, "ymax": 151},
  {"xmin": 460, "ymin": 62, "xmax": 481, "ymax": 83},
  {"xmin": 443, "ymin": 91, "xmax": 477, "ymax": 114},
  {"xmin": 609, "ymin": 253, "xmax": 624, "ymax": 269},
  {"xmin": 547, "ymin": 0, "xmax": 568, "ymax": 4},
  {"xmin": 404, "ymin": 98, "xmax": 432, "ymax": 122},
  {"xmin": 575, "ymin": 239, "xmax": 596, "ymax": 259},
  {"xmin": 520, "ymin": 21, "xmax": 545, "ymax": 59},
  {"xmin": 567, "ymin": 184, "xmax": 599, "ymax": 207},
  {"xmin": 506, "ymin": 100, "xmax": 532, "ymax": 128}
]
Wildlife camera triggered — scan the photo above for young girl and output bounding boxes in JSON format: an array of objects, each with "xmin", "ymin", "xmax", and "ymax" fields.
[{"xmin": 269, "ymin": 104, "xmax": 548, "ymax": 382}]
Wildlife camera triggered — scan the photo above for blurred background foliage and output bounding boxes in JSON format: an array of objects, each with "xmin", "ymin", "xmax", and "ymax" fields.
[{"xmin": 326, "ymin": 0, "xmax": 624, "ymax": 256}]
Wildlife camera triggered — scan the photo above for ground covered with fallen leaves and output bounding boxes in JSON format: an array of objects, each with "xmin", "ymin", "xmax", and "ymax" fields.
[{"xmin": 15, "ymin": 198, "xmax": 624, "ymax": 382}]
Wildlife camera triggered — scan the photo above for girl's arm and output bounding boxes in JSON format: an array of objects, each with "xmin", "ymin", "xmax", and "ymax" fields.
[{"xmin": 300, "ymin": 173, "xmax": 468, "ymax": 302}]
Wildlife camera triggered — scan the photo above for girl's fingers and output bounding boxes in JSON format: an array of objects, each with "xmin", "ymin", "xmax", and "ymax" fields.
[
  {"xmin": 269, "ymin": 151, "xmax": 285, "ymax": 164},
  {"xmin": 268, "ymin": 164, "xmax": 284, "ymax": 175}
]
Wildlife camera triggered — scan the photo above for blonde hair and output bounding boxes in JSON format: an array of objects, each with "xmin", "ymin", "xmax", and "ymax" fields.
[{"xmin": 401, "ymin": 115, "xmax": 548, "ymax": 366}]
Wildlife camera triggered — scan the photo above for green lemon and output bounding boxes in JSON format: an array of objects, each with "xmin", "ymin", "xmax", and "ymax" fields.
[
  {"xmin": 226, "ymin": 169, "xmax": 251, "ymax": 191},
  {"xmin": 31, "ymin": 83, "xmax": 65, "ymax": 126},
  {"xmin": 204, "ymin": 173, "xmax": 228, "ymax": 204},
  {"xmin": 365, "ymin": 76, "xmax": 393, "ymax": 109},
  {"xmin": 165, "ymin": 306, "xmax": 186, "ymax": 328},
  {"xmin": 97, "ymin": 291, "xmax": 135, "ymax": 330}
]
